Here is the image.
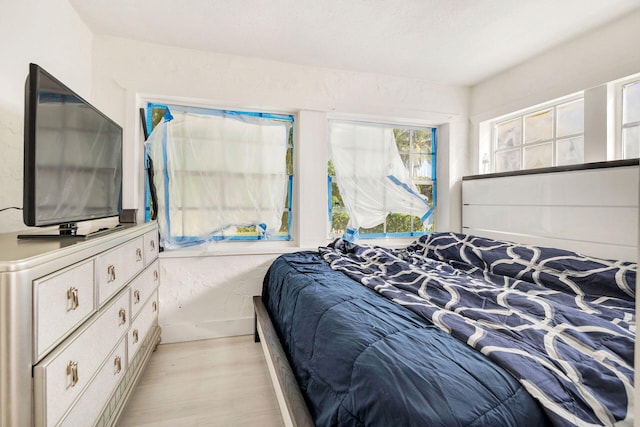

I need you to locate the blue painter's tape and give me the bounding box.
[420,208,433,223]
[344,227,359,242]
[386,175,430,208]
[163,107,174,122]
[151,103,294,123]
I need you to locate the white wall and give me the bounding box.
[91,35,470,342]
[469,8,640,173]
[0,0,94,232]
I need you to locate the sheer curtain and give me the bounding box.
[329,121,430,239]
[146,107,290,248]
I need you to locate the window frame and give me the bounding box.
[327,120,437,240]
[490,96,585,173]
[144,102,294,243]
[617,76,640,160]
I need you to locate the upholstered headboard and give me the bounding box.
[462,159,639,262]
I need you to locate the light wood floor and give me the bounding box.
[117,335,285,427]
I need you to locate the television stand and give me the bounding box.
[17,223,124,240]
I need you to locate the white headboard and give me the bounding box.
[462,160,639,262]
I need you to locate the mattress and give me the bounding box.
[262,250,551,427]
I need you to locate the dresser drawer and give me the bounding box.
[96,237,145,306]
[143,229,159,266]
[128,290,158,363]
[131,260,160,319]
[33,289,131,427]
[59,337,127,427]
[33,260,95,362]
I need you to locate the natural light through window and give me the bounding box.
[328,122,436,239]
[622,80,640,159]
[493,98,584,173]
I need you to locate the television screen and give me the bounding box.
[23,63,122,232]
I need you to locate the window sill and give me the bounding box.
[158,240,319,258]
[157,235,422,259]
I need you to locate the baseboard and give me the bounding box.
[160,317,254,343]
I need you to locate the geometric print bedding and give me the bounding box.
[320,232,636,427]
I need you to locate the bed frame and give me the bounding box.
[254,296,314,427]
[254,159,639,426]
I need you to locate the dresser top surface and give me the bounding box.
[0,222,157,273]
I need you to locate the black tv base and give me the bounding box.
[17,223,124,240]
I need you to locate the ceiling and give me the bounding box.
[69,0,640,87]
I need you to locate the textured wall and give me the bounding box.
[159,254,277,343]
[0,0,93,233]
[90,35,470,342]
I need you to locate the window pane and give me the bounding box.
[524,109,553,144]
[557,100,584,137]
[286,146,293,175]
[151,107,166,130]
[147,105,293,244]
[495,118,521,149]
[386,213,422,233]
[556,137,584,166]
[623,126,640,159]
[399,153,410,170]
[330,122,435,238]
[495,149,521,172]
[412,130,432,153]
[330,181,349,236]
[360,223,385,234]
[496,149,521,172]
[279,212,289,234]
[394,129,410,153]
[524,143,553,169]
[623,81,640,124]
[412,154,433,180]
[416,183,433,207]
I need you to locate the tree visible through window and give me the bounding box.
[328,124,436,239]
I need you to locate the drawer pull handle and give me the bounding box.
[152,301,158,312]
[119,308,127,325]
[114,356,122,374]
[153,270,159,282]
[136,248,143,262]
[107,265,116,283]
[150,240,156,252]
[67,287,79,311]
[66,361,79,388]
[133,329,139,344]
[134,290,141,304]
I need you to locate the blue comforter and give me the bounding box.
[319,233,636,427]
[263,249,551,426]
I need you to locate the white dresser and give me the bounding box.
[0,222,161,427]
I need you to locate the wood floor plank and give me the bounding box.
[117,335,285,427]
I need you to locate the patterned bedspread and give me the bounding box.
[319,232,636,427]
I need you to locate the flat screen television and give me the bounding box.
[19,63,123,239]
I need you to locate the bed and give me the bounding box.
[254,161,638,427]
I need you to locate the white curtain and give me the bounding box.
[329,122,429,236]
[146,108,290,248]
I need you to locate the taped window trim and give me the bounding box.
[328,122,437,240]
[145,103,294,248]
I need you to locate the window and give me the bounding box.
[328,122,436,239]
[145,103,293,247]
[621,80,640,159]
[492,98,584,173]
